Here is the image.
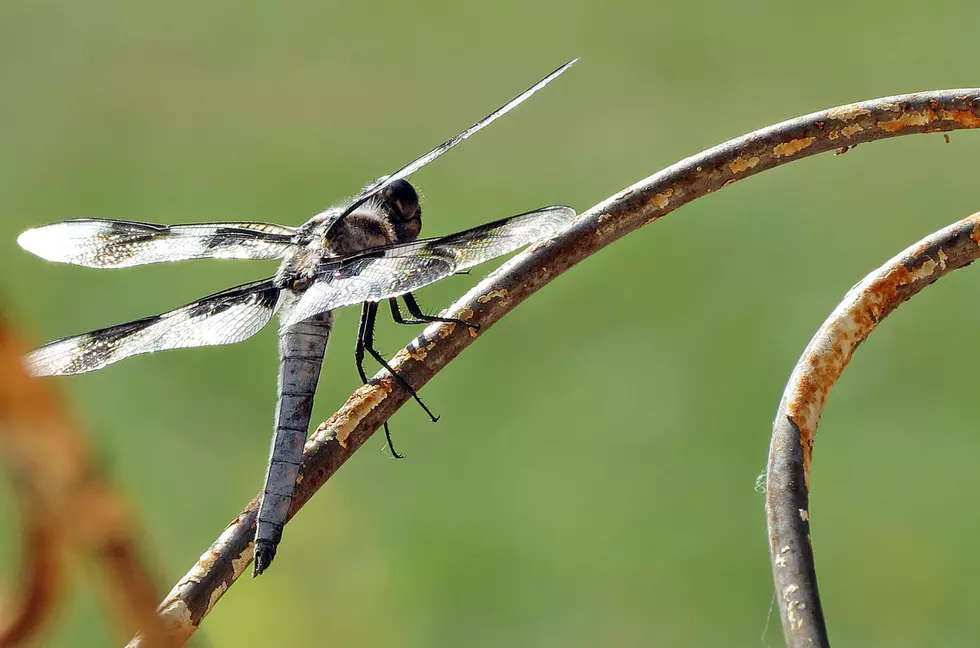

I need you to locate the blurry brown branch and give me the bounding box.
[0,320,168,647]
[134,88,980,647]
[766,212,980,648]
[0,517,59,648]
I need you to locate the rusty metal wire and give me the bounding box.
[0,517,60,648]
[130,88,980,647]
[0,319,169,648]
[766,212,980,647]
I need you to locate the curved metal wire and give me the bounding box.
[129,88,980,646]
[0,320,167,648]
[766,212,980,647]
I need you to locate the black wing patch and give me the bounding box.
[26,280,281,376]
[17,219,296,268]
[283,205,577,325]
[322,59,577,235]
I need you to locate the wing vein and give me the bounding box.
[26,279,281,376]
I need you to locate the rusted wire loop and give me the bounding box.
[0,320,167,648]
[0,517,60,648]
[766,212,980,648]
[130,88,980,647]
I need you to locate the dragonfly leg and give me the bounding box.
[387,297,425,325]
[355,301,370,384]
[359,307,406,458]
[388,292,480,330]
[382,421,405,459]
[358,302,440,423]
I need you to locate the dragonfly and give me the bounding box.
[17,59,578,576]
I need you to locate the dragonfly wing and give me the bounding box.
[26,279,282,376]
[326,59,577,232]
[283,205,577,326]
[17,219,296,268]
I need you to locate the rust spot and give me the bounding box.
[729,156,760,174]
[782,233,964,484]
[477,288,509,304]
[438,322,456,338]
[645,208,674,226]
[468,327,479,338]
[391,348,414,365]
[408,346,428,361]
[909,258,939,283]
[938,248,949,270]
[782,583,804,631]
[827,130,840,140]
[971,220,980,246]
[595,222,616,239]
[877,109,938,132]
[313,382,389,448]
[197,548,221,572]
[799,509,809,521]
[939,109,980,128]
[650,187,674,208]
[231,547,253,580]
[458,308,474,321]
[208,582,228,615]
[826,105,871,122]
[772,137,815,157]
[156,598,195,639]
[878,101,901,112]
[834,146,851,155]
[841,123,864,138]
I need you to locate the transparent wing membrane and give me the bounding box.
[283,205,577,325]
[26,280,281,376]
[323,59,577,233]
[18,219,295,268]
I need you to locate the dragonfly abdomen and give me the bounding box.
[254,310,333,576]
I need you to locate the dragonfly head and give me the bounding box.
[380,179,422,242]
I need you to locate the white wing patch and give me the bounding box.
[18,220,295,268]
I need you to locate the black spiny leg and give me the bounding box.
[388,292,480,330]
[356,303,405,459]
[382,422,404,459]
[387,297,422,325]
[358,301,440,422]
[355,300,370,384]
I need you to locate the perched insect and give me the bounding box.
[18,59,578,575]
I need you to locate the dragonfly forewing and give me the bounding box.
[18,220,295,268]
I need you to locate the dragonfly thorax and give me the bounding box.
[275,179,424,292]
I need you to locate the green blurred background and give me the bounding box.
[2,1,979,646]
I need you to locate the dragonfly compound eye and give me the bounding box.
[383,179,420,221]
